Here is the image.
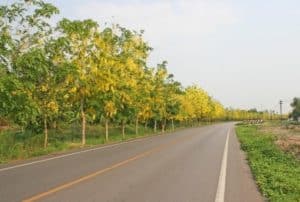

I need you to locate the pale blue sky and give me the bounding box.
[3,0,300,112]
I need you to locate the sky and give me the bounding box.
[4,0,300,113]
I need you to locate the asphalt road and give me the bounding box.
[0,123,263,202]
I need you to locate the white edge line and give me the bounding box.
[215,128,230,202]
[0,137,147,172]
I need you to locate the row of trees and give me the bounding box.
[225,108,281,121]
[0,1,277,148]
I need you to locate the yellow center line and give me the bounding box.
[23,134,195,202]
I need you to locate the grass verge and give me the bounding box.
[0,124,158,164]
[236,125,300,202]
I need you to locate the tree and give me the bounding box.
[157,62,180,133]
[207,98,225,121]
[120,30,152,135]
[114,27,147,138]
[14,48,60,147]
[176,91,195,124]
[290,98,300,121]
[57,18,99,146]
[163,73,182,131]
[184,85,210,124]
[0,0,59,147]
[0,0,59,71]
[93,27,119,142]
[150,62,169,133]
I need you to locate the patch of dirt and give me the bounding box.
[276,136,300,159]
[261,124,300,159]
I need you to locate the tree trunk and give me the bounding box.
[171,119,175,131]
[135,117,139,135]
[121,120,125,139]
[81,99,86,146]
[144,121,148,129]
[154,120,157,133]
[43,116,48,148]
[53,121,57,130]
[105,118,109,142]
[161,120,165,133]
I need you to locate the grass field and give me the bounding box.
[236,124,300,202]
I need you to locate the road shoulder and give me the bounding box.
[225,128,264,202]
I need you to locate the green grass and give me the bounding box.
[236,125,300,202]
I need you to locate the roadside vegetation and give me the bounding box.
[0,123,171,164]
[289,98,300,122]
[236,123,300,202]
[0,0,279,164]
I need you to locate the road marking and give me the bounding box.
[0,136,159,172]
[22,134,195,202]
[215,128,230,202]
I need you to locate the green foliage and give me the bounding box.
[236,125,300,202]
[0,73,40,127]
[290,98,300,121]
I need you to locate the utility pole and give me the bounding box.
[279,100,283,120]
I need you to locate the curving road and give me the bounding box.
[0,123,263,202]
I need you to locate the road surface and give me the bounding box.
[0,123,263,202]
